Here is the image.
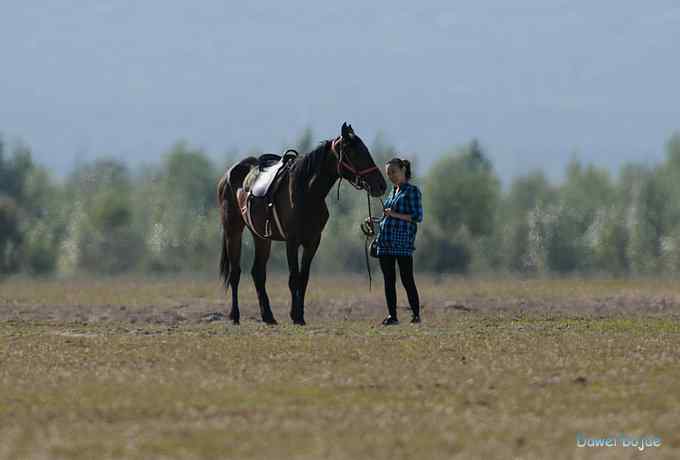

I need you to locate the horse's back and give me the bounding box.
[226,157,258,190]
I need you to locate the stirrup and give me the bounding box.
[263,202,274,237]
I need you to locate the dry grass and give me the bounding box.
[1,274,680,459]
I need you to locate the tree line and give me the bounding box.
[2,131,680,277]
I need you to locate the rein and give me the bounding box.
[329,137,382,290]
[360,195,386,292]
[365,191,373,290]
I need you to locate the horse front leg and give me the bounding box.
[286,240,304,325]
[298,236,321,323]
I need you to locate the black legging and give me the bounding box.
[378,254,420,319]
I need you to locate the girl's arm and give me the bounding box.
[384,210,412,222]
[409,187,423,223]
[386,187,422,223]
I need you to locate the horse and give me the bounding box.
[217,122,387,325]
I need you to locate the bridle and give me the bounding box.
[330,136,380,197]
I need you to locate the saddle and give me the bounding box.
[238,149,298,240]
[251,149,298,197]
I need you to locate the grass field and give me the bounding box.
[1,274,680,459]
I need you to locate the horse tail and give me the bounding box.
[219,234,229,287]
[217,173,232,287]
[217,158,258,287]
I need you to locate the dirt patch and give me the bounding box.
[3,276,680,325]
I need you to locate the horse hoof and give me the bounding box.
[263,318,278,325]
[293,319,306,326]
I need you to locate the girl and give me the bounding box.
[374,157,423,325]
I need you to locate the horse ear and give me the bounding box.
[341,122,350,138]
[348,124,354,133]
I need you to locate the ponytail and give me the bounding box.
[401,159,412,180]
[386,157,413,180]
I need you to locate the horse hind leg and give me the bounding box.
[226,230,243,325]
[251,236,277,325]
[219,184,245,325]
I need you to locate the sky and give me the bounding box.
[1,1,679,183]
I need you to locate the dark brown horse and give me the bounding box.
[217,123,387,325]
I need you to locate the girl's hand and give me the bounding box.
[383,208,393,218]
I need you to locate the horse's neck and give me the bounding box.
[304,145,340,201]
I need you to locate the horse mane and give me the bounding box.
[293,140,331,188]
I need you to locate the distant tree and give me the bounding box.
[498,170,557,272]
[0,141,34,204]
[658,133,680,272]
[414,223,472,273]
[424,139,500,238]
[542,159,616,273]
[20,165,64,275]
[60,158,143,274]
[588,204,629,275]
[626,169,668,274]
[138,142,220,272]
[0,196,20,274]
[666,132,680,170]
[0,141,65,275]
[420,140,500,272]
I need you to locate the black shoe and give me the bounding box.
[381,316,399,326]
[410,315,421,324]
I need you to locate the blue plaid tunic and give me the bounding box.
[376,182,424,256]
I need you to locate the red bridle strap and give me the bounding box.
[341,161,380,176]
[330,137,380,177]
